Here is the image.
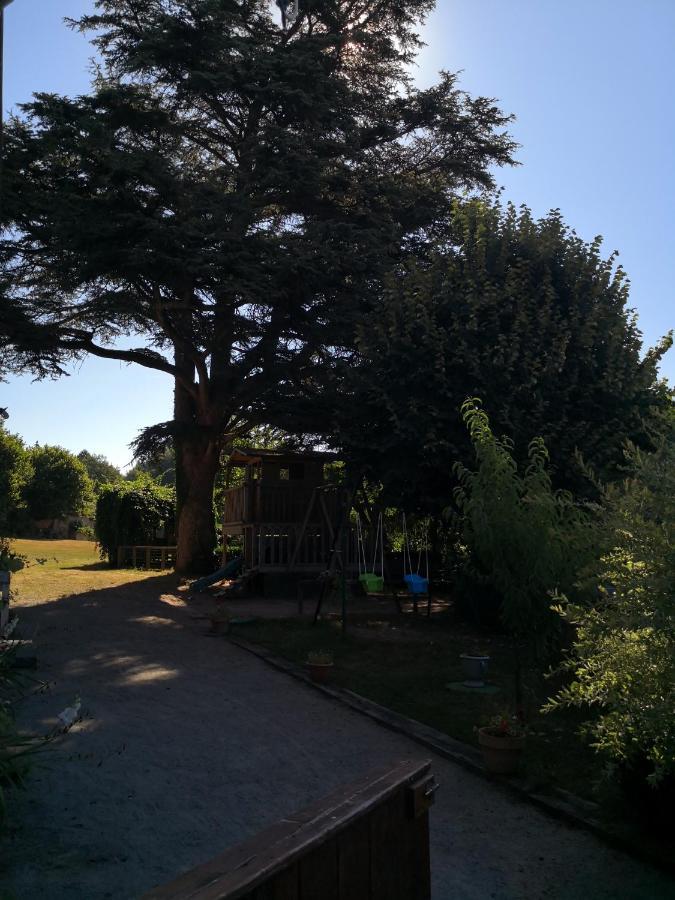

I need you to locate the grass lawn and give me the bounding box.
[9,539,172,605]
[235,614,605,805]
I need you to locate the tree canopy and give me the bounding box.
[333,199,672,510]
[77,450,123,487]
[1,0,515,570]
[23,445,93,521]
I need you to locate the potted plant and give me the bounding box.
[459,652,490,687]
[207,608,231,635]
[306,650,334,684]
[478,712,527,775]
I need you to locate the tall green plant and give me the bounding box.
[545,423,675,784]
[452,399,600,706]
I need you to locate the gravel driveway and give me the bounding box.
[2,579,672,900]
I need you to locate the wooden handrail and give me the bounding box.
[142,759,435,900]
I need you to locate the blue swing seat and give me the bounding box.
[404,573,428,595]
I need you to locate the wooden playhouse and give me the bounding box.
[221,448,358,577]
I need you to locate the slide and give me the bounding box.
[190,556,244,593]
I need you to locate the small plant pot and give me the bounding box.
[208,617,230,635]
[460,654,490,687]
[307,662,333,684]
[478,727,525,775]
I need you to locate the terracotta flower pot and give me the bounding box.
[209,617,230,635]
[478,727,525,775]
[307,662,333,684]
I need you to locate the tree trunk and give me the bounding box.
[173,347,195,531]
[175,437,220,574]
[172,337,221,575]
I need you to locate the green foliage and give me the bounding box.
[0,538,26,574]
[77,450,122,488]
[22,445,93,521]
[95,479,176,565]
[452,400,601,662]
[337,199,672,511]
[546,422,675,784]
[0,428,32,533]
[0,643,45,829]
[126,448,175,487]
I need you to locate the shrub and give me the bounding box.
[546,425,675,787]
[0,538,26,574]
[95,478,176,565]
[451,399,601,704]
[0,428,32,533]
[0,643,43,829]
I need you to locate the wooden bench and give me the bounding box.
[142,759,437,900]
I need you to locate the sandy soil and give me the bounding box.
[1,578,672,900]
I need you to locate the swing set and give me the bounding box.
[355,511,430,602]
[356,512,385,594]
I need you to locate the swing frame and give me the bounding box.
[356,512,385,594]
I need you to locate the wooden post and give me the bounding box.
[0,571,10,633]
[146,547,151,570]
[132,547,137,568]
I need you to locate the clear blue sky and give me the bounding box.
[3,0,673,468]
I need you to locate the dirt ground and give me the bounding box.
[1,576,673,899]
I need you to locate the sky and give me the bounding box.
[2,0,674,469]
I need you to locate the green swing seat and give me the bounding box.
[359,572,384,594]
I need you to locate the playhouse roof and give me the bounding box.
[227,447,338,466]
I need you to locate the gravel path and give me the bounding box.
[2,579,672,900]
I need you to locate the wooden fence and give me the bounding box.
[142,758,437,900]
[116,546,177,570]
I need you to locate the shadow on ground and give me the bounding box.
[1,580,671,900]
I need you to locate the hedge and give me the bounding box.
[95,479,175,566]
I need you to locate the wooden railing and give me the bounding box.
[223,484,339,526]
[142,759,436,900]
[117,546,177,570]
[250,524,358,571]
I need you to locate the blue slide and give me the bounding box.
[190,556,244,593]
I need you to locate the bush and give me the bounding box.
[0,428,32,533]
[0,538,26,574]
[546,424,675,791]
[0,643,43,829]
[96,478,176,565]
[451,399,601,704]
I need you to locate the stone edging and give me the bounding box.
[227,635,674,877]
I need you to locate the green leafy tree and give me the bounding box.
[452,399,601,708]
[77,450,123,487]
[2,1,515,571]
[336,199,672,511]
[546,418,675,787]
[126,448,176,487]
[0,428,32,533]
[23,446,93,521]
